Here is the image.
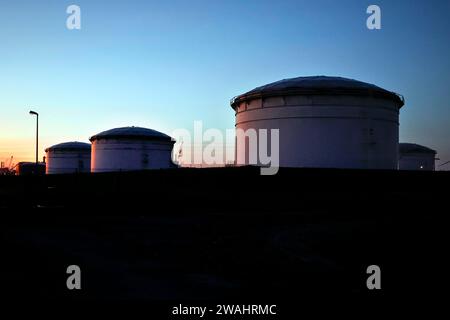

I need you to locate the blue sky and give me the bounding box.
[0,0,449,166]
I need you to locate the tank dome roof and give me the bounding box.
[399,143,436,154]
[45,141,91,152]
[90,126,173,142]
[231,76,404,109]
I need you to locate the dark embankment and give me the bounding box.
[0,167,447,310]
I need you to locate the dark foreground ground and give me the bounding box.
[0,166,448,314]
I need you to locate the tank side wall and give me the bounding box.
[91,139,174,172]
[46,150,91,174]
[235,95,400,169]
[399,153,435,171]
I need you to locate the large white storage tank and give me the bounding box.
[230,76,405,169]
[399,143,437,171]
[45,142,91,174]
[90,126,175,173]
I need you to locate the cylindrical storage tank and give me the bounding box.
[90,126,175,173]
[16,162,46,175]
[230,76,405,169]
[45,142,91,174]
[399,143,437,171]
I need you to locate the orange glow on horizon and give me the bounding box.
[0,137,49,165]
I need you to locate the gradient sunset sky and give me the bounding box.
[0,0,449,167]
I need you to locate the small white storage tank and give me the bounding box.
[230,76,405,169]
[90,126,175,173]
[399,143,437,171]
[45,142,91,174]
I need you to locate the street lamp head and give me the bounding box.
[29,110,38,116]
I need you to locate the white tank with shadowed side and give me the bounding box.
[399,143,437,171]
[230,76,405,169]
[90,126,176,173]
[45,142,91,174]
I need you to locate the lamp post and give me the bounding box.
[29,110,39,171]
